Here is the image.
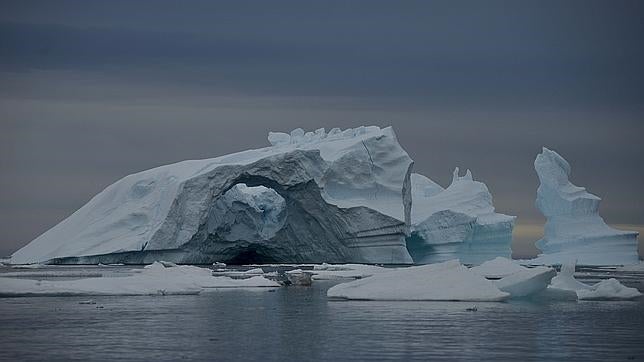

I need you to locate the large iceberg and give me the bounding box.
[406,169,516,265]
[532,147,639,266]
[11,126,414,265]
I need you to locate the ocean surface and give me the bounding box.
[0,265,643,361]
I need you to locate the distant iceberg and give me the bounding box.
[531,147,639,266]
[11,126,414,265]
[406,169,516,265]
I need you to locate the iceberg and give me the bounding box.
[406,169,516,265]
[547,260,641,300]
[310,263,389,280]
[326,260,510,301]
[0,262,279,297]
[532,148,639,266]
[11,126,414,265]
[493,266,555,298]
[470,257,556,297]
[470,257,527,279]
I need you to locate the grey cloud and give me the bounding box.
[0,0,643,256]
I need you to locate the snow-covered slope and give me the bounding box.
[406,168,516,265]
[531,147,639,266]
[11,126,414,265]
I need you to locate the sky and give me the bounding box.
[1,0,643,258]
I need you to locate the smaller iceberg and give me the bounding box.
[327,260,510,301]
[470,257,527,279]
[493,266,556,298]
[310,263,388,280]
[0,262,279,297]
[547,260,641,301]
[531,148,639,266]
[407,169,516,265]
[471,257,556,298]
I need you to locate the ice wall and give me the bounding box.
[407,168,516,265]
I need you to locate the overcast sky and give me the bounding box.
[1,0,643,257]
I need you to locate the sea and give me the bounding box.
[0,265,643,361]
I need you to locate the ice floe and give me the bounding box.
[0,262,279,297]
[327,260,510,301]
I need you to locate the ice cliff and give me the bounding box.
[406,169,516,265]
[11,126,414,265]
[532,147,639,266]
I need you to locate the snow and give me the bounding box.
[11,126,413,265]
[470,257,527,279]
[327,260,510,301]
[531,147,639,266]
[407,168,515,265]
[547,260,641,300]
[0,262,279,297]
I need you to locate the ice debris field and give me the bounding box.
[1,258,640,303]
[0,126,641,302]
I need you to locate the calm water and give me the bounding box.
[1,267,643,361]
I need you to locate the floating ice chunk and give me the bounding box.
[576,278,642,300]
[471,257,527,279]
[548,260,591,291]
[546,260,641,300]
[268,132,290,146]
[531,147,639,266]
[285,269,313,286]
[213,262,227,268]
[244,268,265,274]
[0,271,104,278]
[327,260,510,301]
[618,262,644,272]
[0,262,279,297]
[493,266,555,298]
[311,264,388,280]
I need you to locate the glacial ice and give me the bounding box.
[0,262,280,297]
[310,263,389,280]
[493,266,556,298]
[470,257,527,279]
[531,148,639,266]
[547,260,641,300]
[470,257,556,297]
[326,260,510,301]
[10,126,414,265]
[406,169,516,265]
